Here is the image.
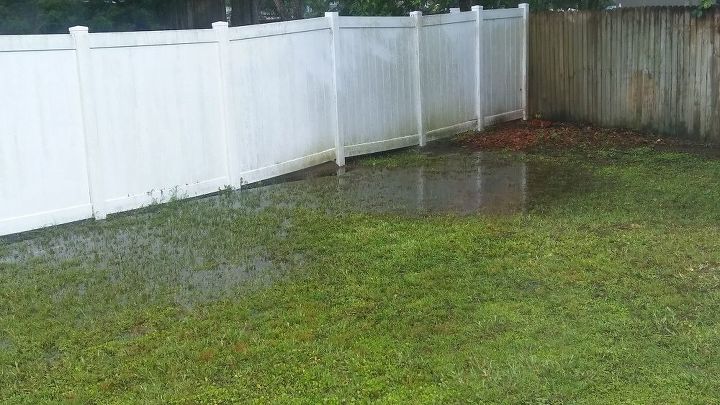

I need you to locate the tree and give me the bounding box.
[0,0,226,34]
[166,0,226,29]
[230,0,317,25]
[0,0,624,34]
[231,0,258,25]
[336,0,454,15]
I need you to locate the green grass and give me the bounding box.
[2,143,720,403]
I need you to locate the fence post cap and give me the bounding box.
[449,7,461,13]
[410,11,423,17]
[471,5,483,11]
[519,3,530,9]
[68,26,88,34]
[212,21,229,29]
[325,11,339,17]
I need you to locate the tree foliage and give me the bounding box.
[0,0,625,34]
[335,0,455,16]
[0,0,225,34]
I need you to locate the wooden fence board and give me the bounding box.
[530,8,720,143]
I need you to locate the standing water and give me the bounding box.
[0,140,585,305]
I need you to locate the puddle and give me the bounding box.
[0,139,595,307]
[235,141,532,216]
[104,255,288,308]
[336,157,527,215]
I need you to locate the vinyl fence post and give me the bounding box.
[69,26,106,220]
[472,5,485,131]
[326,12,346,167]
[520,3,530,121]
[212,21,239,188]
[450,7,461,13]
[410,11,426,146]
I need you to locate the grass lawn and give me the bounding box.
[2,129,720,403]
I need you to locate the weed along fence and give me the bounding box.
[0,6,529,236]
[529,8,720,143]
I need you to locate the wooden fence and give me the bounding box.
[529,8,720,143]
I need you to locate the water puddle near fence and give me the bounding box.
[337,156,527,215]
[240,142,531,216]
[0,140,593,307]
[241,139,593,217]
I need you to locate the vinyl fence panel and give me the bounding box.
[421,12,478,136]
[0,6,529,236]
[483,8,525,125]
[227,19,337,184]
[336,17,420,157]
[87,29,229,215]
[0,35,93,235]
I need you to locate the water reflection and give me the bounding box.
[336,154,527,215]
[0,146,537,307]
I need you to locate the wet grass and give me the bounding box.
[2,143,720,403]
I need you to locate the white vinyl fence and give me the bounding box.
[0,5,528,236]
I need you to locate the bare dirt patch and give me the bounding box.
[457,120,688,152]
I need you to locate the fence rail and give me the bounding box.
[0,7,528,236]
[529,8,720,143]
